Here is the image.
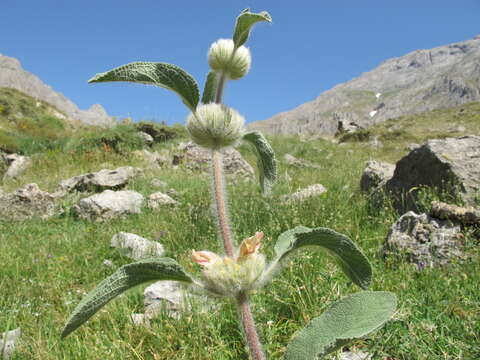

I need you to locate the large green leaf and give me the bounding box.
[285,291,397,359]
[89,62,200,111]
[201,71,218,104]
[233,8,272,48]
[242,131,277,195]
[61,257,193,338]
[268,226,372,289]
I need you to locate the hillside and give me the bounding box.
[0,54,113,126]
[249,35,480,136]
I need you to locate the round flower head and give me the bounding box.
[208,39,251,80]
[186,103,245,149]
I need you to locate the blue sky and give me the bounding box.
[2,1,479,125]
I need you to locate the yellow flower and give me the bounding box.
[191,232,266,297]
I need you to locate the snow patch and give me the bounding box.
[369,110,377,118]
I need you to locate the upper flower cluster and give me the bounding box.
[192,232,265,297]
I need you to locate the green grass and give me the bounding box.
[1,99,479,359]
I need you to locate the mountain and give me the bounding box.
[0,54,113,126]
[249,35,480,136]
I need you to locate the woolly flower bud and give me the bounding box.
[186,103,245,149]
[208,39,251,80]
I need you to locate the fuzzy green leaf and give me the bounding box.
[61,257,192,338]
[88,62,200,111]
[201,71,218,104]
[272,226,372,289]
[233,8,272,48]
[242,131,277,195]
[285,291,397,359]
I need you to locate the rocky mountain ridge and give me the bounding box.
[0,54,113,126]
[249,35,480,136]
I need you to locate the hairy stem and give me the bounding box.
[215,71,227,104]
[211,150,234,257]
[211,66,265,360]
[237,292,266,360]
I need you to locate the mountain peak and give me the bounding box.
[0,54,114,127]
[249,36,480,136]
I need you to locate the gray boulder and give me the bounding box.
[179,142,254,177]
[383,211,463,268]
[360,160,395,193]
[0,328,21,360]
[110,232,164,260]
[59,166,140,193]
[282,184,327,203]
[385,136,480,211]
[73,190,144,222]
[137,131,154,146]
[3,154,31,179]
[0,183,56,220]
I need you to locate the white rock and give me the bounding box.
[0,328,21,360]
[147,192,179,209]
[282,184,327,203]
[369,110,377,118]
[102,259,114,267]
[110,232,164,260]
[375,92,382,99]
[340,350,372,360]
[73,190,144,222]
[4,154,31,179]
[137,131,154,146]
[150,179,167,188]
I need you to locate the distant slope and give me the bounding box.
[0,54,113,126]
[249,35,480,136]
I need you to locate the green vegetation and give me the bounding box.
[1,95,479,358]
[338,101,480,163]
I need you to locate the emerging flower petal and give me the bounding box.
[191,250,222,267]
[238,231,264,261]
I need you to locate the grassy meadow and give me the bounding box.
[1,97,479,359]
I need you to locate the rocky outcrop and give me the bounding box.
[249,35,480,136]
[147,192,179,209]
[430,201,480,226]
[383,211,463,268]
[0,54,113,126]
[73,190,144,221]
[58,166,140,193]
[385,136,480,211]
[0,183,56,220]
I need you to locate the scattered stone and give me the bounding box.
[150,179,167,188]
[282,184,327,203]
[339,350,372,360]
[102,259,114,268]
[3,154,31,179]
[59,166,140,193]
[430,201,480,225]
[144,281,214,319]
[178,142,254,177]
[0,183,56,220]
[383,211,463,268]
[283,153,321,169]
[73,190,144,222]
[133,149,169,168]
[0,327,21,360]
[385,136,480,211]
[147,192,179,209]
[111,232,165,260]
[137,131,154,146]
[360,160,395,193]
